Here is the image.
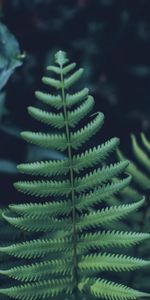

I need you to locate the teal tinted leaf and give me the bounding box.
[0,22,23,90]
[0,159,17,174]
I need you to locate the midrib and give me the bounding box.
[60,66,78,299]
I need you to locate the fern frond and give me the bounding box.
[64,68,84,89]
[42,76,61,89]
[79,231,150,251]
[9,200,71,217]
[9,176,131,216]
[28,106,65,128]
[61,62,77,75]
[66,88,89,107]
[21,131,67,150]
[46,65,62,74]
[14,179,71,197]
[73,137,119,172]
[75,161,129,193]
[35,91,62,110]
[77,198,144,231]
[47,62,76,74]
[71,113,104,149]
[89,278,150,300]
[0,277,73,299]
[116,133,150,290]
[1,50,149,300]
[35,88,89,111]
[68,96,94,127]
[77,176,132,210]
[17,158,69,177]
[55,50,69,65]
[0,258,72,281]
[2,212,70,232]
[117,149,150,189]
[131,134,150,173]
[0,236,71,259]
[79,253,150,273]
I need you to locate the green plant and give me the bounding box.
[117,133,150,197]
[117,133,150,290]
[117,133,150,232]
[106,133,150,208]
[0,51,150,300]
[0,208,24,300]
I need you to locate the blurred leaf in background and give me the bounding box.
[0,21,24,202]
[0,92,7,121]
[0,22,24,91]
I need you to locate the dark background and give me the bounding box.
[0,0,150,204]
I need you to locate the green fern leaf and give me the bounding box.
[14,179,71,197]
[46,65,62,74]
[116,133,150,290]
[0,277,73,299]
[79,231,150,251]
[0,258,72,281]
[77,176,132,210]
[89,278,150,300]
[64,68,84,89]
[79,253,150,273]
[9,200,71,217]
[35,91,62,109]
[47,62,76,75]
[131,134,150,173]
[17,158,69,177]
[1,51,149,300]
[21,131,67,150]
[55,50,69,65]
[3,211,71,232]
[117,148,150,189]
[68,96,94,127]
[66,88,89,107]
[42,76,61,89]
[0,236,71,259]
[77,198,144,230]
[62,62,77,74]
[75,161,128,193]
[72,137,119,172]
[70,113,104,149]
[28,106,65,128]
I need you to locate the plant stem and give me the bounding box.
[60,66,78,299]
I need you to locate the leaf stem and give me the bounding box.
[60,65,78,299]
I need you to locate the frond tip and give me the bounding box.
[55,50,69,66]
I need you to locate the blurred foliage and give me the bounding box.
[0,22,23,90]
[0,21,23,205]
[116,133,150,291]
[0,25,22,281]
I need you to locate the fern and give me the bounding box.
[117,133,150,222]
[117,133,150,193]
[0,207,25,300]
[116,133,150,290]
[0,51,149,300]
